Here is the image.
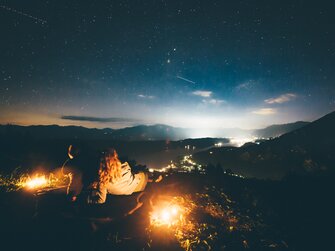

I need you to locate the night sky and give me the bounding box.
[1,0,335,134]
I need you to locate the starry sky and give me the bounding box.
[1,0,335,134]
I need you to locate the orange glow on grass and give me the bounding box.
[1,168,73,193]
[16,171,73,193]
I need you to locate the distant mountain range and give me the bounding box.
[0,125,115,140]
[252,121,310,138]
[1,112,332,180]
[193,111,335,179]
[110,124,188,141]
[0,124,189,141]
[0,121,309,141]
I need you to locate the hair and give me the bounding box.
[98,148,122,186]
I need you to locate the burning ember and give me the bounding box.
[0,170,73,193]
[0,145,76,193]
[150,203,183,227]
[148,195,198,249]
[23,172,73,193]
[25,175,48,189]
[147,190,257,250]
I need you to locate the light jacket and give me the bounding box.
[88,162,142,204]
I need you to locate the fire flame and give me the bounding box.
[150,200,183,227]
[0,170,73,193]
[21,172,73,193]
[25,175,48,189]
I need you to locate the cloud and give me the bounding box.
[202,99,226,105]
[252,108,277,115]
[192,90,212,98]
[236,82,251,90]
[192,90,225,105]
[61,115,139,123]
[265,93,297,104]
[137,94,155,99]
[235,80,256,91]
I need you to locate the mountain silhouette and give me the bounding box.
[194,111,335,179]
[252,121,309,138]
[0,124,114,140]
[110,124,188,141]
[0,121,311,142]
[0,124,188,141]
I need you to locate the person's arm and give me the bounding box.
[87,183,107,204]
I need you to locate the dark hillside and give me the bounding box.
[194,111,335,179]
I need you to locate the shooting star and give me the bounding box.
[0,5,47,25]
[176,75,196,84]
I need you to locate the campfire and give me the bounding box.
[147,190,253,250]
[0,170,73,194]
[22,171,72,193]
[150,200,183,227]
[0,145,74,193]
[24,174,48,189]
[148,195,199,249]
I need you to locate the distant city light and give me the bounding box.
[230,137,257,147]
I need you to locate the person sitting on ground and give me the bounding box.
[87,148,162,204]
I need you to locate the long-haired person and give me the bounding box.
[88,149,156,204]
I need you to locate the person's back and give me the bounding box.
[105,162,146,195]
[87,149,148,204]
